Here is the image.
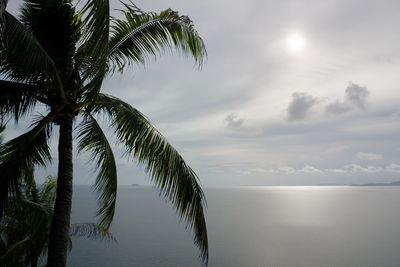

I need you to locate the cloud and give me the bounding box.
[357,152,383,160]
[237,170,251,175]
[265,166,323,174]
[345,82,370,109]
[344,164,382,173]
[241,162,400,176]
[386,163,400,173]
[287,92,317,121]
[298,165,324,174]
[225,113,244,128]
[326,82,370,115]
[325,168,347,173]
[278,167,297,174]
[251,168,276,173]
[325,101,352,115]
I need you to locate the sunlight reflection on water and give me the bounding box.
[68,186,400,267]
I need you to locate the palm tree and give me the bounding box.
[0,175,115,267]
[0,0,7,17]
[0,1,208,266]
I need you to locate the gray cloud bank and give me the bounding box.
[326,82,370,115]
[225,113,244,128]
[287,92,317,121]
[286,82,370,122]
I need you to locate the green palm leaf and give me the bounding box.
[0,239,31,263]
[0,114,53,217]
[77,115,117,230]
[75,0,109,65]
[69,223,116,242]
[0,80,43,121]
[88,94,208,263]
[74,0,110,100]
[108,2,207,72]
[0,11,57,83]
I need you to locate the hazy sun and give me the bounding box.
[287,33,305,53]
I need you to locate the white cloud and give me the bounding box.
[239,162,400,178]
[251,168,276,173]
[287,92,317,121]
[278,167,297,174]
[344,164,382,173]
[356,152,383,160]
[325,168,347,173]
[278,166,322,174]
[386,163,400,173]
[298,165,324,174]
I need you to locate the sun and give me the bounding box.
[287,33,305,53]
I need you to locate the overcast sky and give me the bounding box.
[6,0,400,186]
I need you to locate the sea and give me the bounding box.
[67,186,400,267]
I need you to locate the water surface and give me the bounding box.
[68,186,400,267]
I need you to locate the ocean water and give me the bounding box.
[67,186,400,267]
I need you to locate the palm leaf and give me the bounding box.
[69,223,116,242]
[87,94,208,263]
[0,239,31,262]
[0,80,44,121]
[75,0,109,65]
[108,2,207,72]
[1,12,55,81]
[74,0,109,101]
[0,11,66,102]
[20,0,80,73]
[0,123,5,143]
[38,175,57,205]
[0,114,53,217]
[77,115,117,230]
[0,174,57,263]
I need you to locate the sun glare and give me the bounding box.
[287,33,305,53]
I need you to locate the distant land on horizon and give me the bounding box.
[351,180,400,186]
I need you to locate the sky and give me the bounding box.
[5,0,400,186]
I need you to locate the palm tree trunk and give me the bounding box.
[29,251,38,267]
[47,117,73,267]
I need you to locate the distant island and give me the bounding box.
[351,181,400,186]
[131,184,141,187]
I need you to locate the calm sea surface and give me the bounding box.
[67,186,400,267]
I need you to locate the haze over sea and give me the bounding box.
[68,186,400,267]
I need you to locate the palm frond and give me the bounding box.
[75,0,109,64]
[20,0,80,74]
[0,124,5,143]
[0,239,31,262]
[38,175,57,205]
[0,80,43,121]
[108,2,207,72]
[88,94,208,263]
[0,114,53,217]
[69,223,116,242]
[0,11,57,83]
[77,115,117,230]
[74,0,109,101]
[0,174,57,263]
